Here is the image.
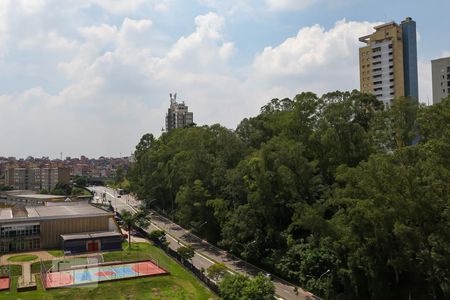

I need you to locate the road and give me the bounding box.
[88,186,316,300]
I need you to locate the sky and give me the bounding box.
[0,0,449,159]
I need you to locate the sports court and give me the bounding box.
[0,277,9,290]
[43,260,168,289]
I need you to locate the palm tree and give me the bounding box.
[120,210,150,248]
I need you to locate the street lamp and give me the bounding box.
[197,221,208,229]
[234,240,256,273]
[319,269,330,280]
[145,199,157,209]
[189,221,208,234]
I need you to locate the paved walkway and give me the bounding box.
[18,263,34,287]
[0,250,54,265]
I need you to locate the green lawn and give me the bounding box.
[7,254,38,262]
[0,265,21,276]
[1,242,215,300]
[47,250,64,257]
[31,260,53,274]
[31,257,90,274]
[9,265,22,276]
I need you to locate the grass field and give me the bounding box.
[7,255,38,262]
[0,265,21,276]
[9,265,22,276]
[47,250,64,257]
[0,242,215,300]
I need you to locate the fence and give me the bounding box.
[150,238,221,295]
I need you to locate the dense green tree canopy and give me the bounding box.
[129,92,450,299]
[219,273,275,300]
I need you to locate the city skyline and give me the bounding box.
[0,1,449,158]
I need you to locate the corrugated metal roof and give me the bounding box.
[0,204,112,223]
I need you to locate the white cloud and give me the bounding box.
[80,0,149,13]
[19,32,79,52]
[121,18,153,33]
[163,12,235,71]
[0,3,433,159]
[265,0,317,11]
[17,0,47,14]
[0,11,241,158]
[254,20,377,75]
[251,20,378,96]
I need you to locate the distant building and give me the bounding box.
[5,167,70,191]
[431,57,450,104]
[0,190,91,206]
[359,17,419,106]
[165,93,194,132]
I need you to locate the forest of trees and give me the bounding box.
[128,90,450,299]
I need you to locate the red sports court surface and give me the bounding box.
[0,277,10,290]
[43,260,167,289]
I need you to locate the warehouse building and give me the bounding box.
[0,204,122,254]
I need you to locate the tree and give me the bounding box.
[114,166,125,184]
[127,90,449,299]
[219,273,275,300]
[51,182,72,196]
[417,96,450,143]
[177,245,195,262]
[207,263,228,282]
[134,133,155,160]
[148,230,169,248]
[242,274,276,300]
[219,274,249,300]
[73,176,88,187]
[120,210,150,247]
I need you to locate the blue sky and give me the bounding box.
[0,0,449,158]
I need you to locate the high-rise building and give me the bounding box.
[165,93,194,132]
[431,57,450,104]
[359,17,419,106]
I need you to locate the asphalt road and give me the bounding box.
[88,186,316,300]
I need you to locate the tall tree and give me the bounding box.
[120,210,150,247]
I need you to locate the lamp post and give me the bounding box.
[235,240,256,274]
[145,198,157,209]
[318,269,331,300]
[319,269,330,280]
[197,221,208,229]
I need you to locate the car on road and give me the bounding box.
[130,229,143,237]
